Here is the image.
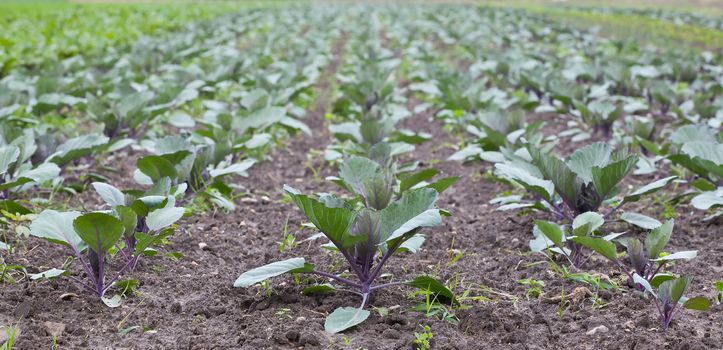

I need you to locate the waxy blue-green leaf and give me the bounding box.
[622,176,677,205]
[566,142,611,183]
[658,276,691,306]
[683,297,711,311]
[17,162,61,183]
[29,268,66,280]
[280,117,312,136]
[101,294,122,308]
[30,210,85,251]
[324,306,371,334]
[448,145,483,161]
[671,125,717,145]
[570,236,618,261]
[50,134,109,165]
[92,182,126,207]
[234,257,314,288]
[528,147,579,207]
[645,220,674,259]
[591,156,637,199]
[650,274,676,288]
[681,142,723,167]
[115,206,137,237]
[691,191,723,210]
[73,213,124,253]
[146,206,185,232]
[426,176,460,194]
[209,159,256,178]
[284,185,358,248]
[621,212,662,230]
[339,156,383,195]
[0,146,20,175]
[651,251,698,262]
[241,89,269,111]
[0,177,33,191]
[168,111,196,128]
[235,106,287,133]
[380,188,440,243]
[134,228,174,256]
[399,168,439,193]
[633,273,655,295]
[137,155,178,181]
[398,234,425,253]
[495,162,554,201]
[572,212,604,236]
[534,220,565,248]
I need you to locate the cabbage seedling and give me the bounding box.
[92,180,185,270]
[615,220,697,289]
[495,142,675,220]
[539,219,698,286]
[30,210,137,306]
[668,125,722,219]
[234,184,447,333]
[573,99,623,139]
[0,141,60,212]
[327,156,457,209]
[634,275,710,330]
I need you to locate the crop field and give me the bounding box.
[0,1,722,349]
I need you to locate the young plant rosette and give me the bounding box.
[234,185,447,333]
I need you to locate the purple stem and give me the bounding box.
[664,303,680,330]
[362,234,374,279]
[568,243,584,268]
[648,261,667,281]
[130,254,141,271]
[338,245,367,280]
[603,201,625,220]
[71,245,98,289]
[653,299,666,326]
[95,252,105,297]
[359,292,370,309]
[101,257,138,295]
[116,244,130,260]
[614,260,636,285]
[548,200,567,220]
[66,274,98,294]
[366,240,402,284]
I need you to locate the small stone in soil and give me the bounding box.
[586,325,609,336]
[241,197,258,204]
[58,293,78,301]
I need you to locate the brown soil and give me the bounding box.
[2,24,722,350]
